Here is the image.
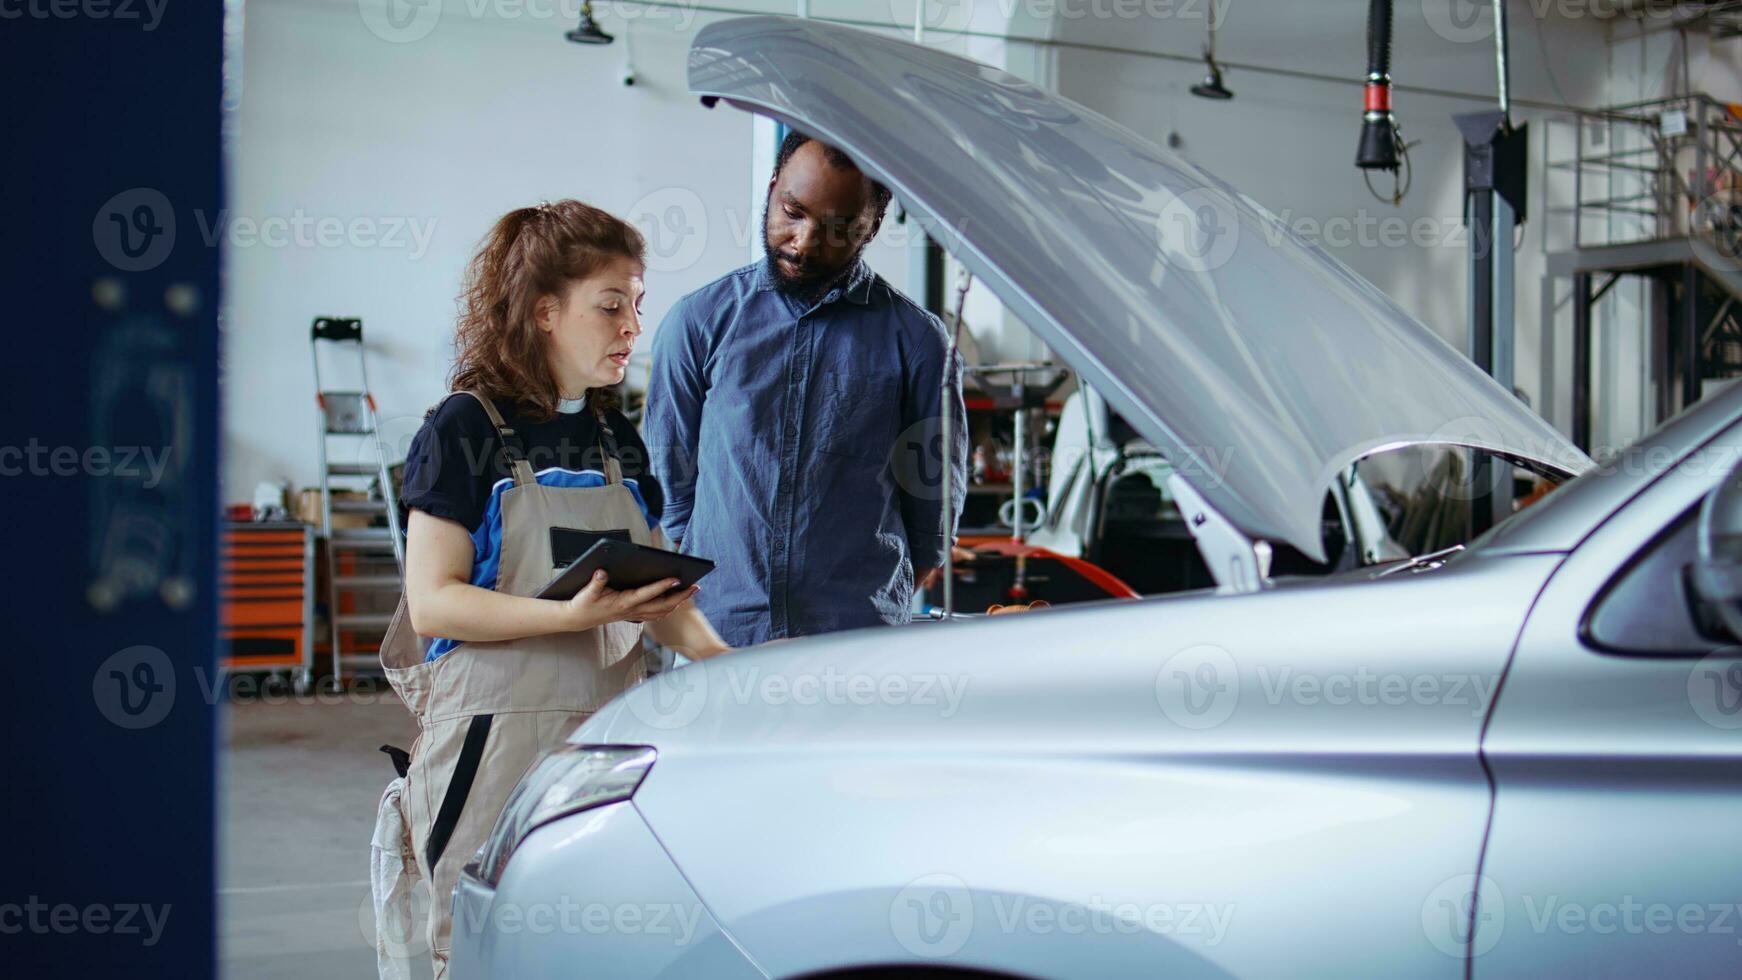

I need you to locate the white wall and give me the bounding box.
[226,0,890,500]
[224,0,1742,500]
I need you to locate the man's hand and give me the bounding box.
[917,546,978,591]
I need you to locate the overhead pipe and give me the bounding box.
[1355,0,1400,171]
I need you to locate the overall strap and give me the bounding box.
[592,406,624,485]
[462,392,537,488]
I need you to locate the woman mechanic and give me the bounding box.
[374,199,731,977]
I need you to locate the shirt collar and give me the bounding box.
[755,257,875,308]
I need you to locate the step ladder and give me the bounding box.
[311,317,405,687]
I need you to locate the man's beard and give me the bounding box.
[761,212,866,302]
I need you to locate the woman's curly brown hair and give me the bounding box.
[450,199,645,421]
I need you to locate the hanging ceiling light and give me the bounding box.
[566,1,614,45]
[1190,13,1233,100]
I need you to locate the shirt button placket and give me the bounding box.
[771,312,796,638]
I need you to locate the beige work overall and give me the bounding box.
[374,392,652,978]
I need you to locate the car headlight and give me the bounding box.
[468,744,656,887]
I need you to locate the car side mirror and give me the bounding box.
[1687,457,1742,642]
[1683,562,1738,642]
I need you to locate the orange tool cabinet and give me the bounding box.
[220,521,315,691]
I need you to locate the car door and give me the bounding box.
[1476,423,1742,977]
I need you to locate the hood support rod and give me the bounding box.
[939,263,973,619]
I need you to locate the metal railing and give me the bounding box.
[1546,93,1742,256]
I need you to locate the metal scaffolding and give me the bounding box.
[1544,93,1742,452]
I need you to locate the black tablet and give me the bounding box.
[536,538,715,600]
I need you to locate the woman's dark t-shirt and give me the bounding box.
[398,393,664,659]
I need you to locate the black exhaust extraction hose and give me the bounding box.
[1367,0,1392,81]
[1356,0,1400,171]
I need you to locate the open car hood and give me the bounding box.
[688,16,1590,562]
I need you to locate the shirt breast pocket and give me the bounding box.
[816,371,901,464]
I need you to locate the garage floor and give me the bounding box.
[220,687,429,979]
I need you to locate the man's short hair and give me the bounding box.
[772,130,893,224]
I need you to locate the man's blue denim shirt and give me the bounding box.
[644,259,967,647]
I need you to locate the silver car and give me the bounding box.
[449,17,1742,979]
